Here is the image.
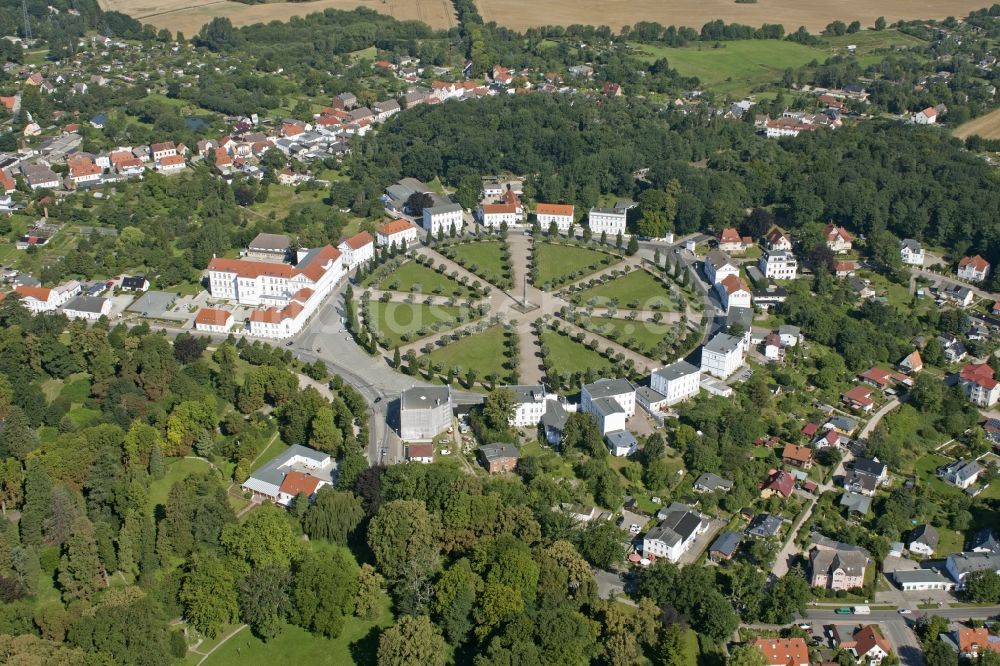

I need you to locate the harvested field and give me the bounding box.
[99,0,455,37]
[953,106,1000,140]
[476,0,992,34]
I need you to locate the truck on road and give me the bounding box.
[853,605,871,615]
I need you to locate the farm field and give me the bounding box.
[368,301,467,347]
[953,105,1000,140]
[423,325,509,377]
[98,0,455,39]
[572,270,677,309]
[368,261,470,297]
[476,0,989,34]
[533,242,617,286]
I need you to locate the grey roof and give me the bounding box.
[508,385,545,404]
[948,551,1000,576]
[541,400,568,431]
[705,249,734,269]
[827,415,858,432]
[942,460,981,484]
[845,470,878,493]
[892,569,952,585]
[62,295,107,314]
[809,534,870,557]
[605,429,637,450]
[583,377,635,399]
[647,506,703,547]
[694,472,733,492]
[480,443,519,462]
[710,531,742,557]
[853,457,887,477]
[970,529,1000,553]
[778,325,800,337]
[747,514,782,537]
[385,183,412,202]
[901,238,921,252]
[703,332,743,355]
[401,386,451,410]
[589,207,625,216]
[247,444,332,489]
[745,265,766,285]
[591,396,625,418]
[753,284,788,300]
[812,547,868,576]
[652,360,700,383]
[840,491,872,514]
[909,524,940,549]
[374,100,400,113]
[727,306,753,331]
[248,232,291,251]
[425,202,463,215]
[636,386,667,404]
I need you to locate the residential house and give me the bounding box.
[21,164,59,190]
[837,261,860,278]
[14,285,60,312]
[406,443,434,464]
[941,283,974,308]
[479,203,521,228]
[606,430,638,457]
[959,363,1000,407]
[400,386,452,441]
[900,239,924,266]
[913,106,938,124]
[120,276,150,292]
[194,307,234,333]
[753,638,809,666]
[376,218,419,248]
[479,444,519,474]
[717,227,752,253]
[373,100,401,122]
[746,514,783,538]
[642,504,707,562]
[650,360,701,406]
[508,385,549,427]
[836,625,892,665]
[958,255,990,282]
[892,569,955,592]
[945,552,1000,588]
[759,249,798,280]
[709,531,742,561]
[535,203,574,233]
[700,332,746,380]
[150,141,177,161]
[587,208,627,237]
[938,335,968,363]
[61,294,110,320]
[764,332,783,361]
[782,443,813,469]
[810,547,867,590]
[778,325,801,347]
[898,351,923,374]
[938,459,982,489]
[581,378,635,435]
[908,524,939,557]
[970,528,1000,554]
[422,202,464,236]
[842,386,875,413]
[760,470,795,499]
[337,231,375,270]
[694,472,733,493]
[956,628,1000,658]
[704,250,739,285]
[716,275,752,313]
[841,491,872,516]
[765,228,793,252]
[540,400,569,446]
[241,444,335,505]
[824,224,854,253]
[156,154,186,174]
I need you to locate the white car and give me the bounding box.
[898,609,912,615]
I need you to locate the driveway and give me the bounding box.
[678,518,726,565]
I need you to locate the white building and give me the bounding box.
[716,275,752,313]
[587,207,626,237]
[62,295,111,320]
[400,386,452,441]
[704,250,739,285]
[945,552,1000,588]
[479,203,521,228]
[913,107,937,125]
[650,360,701,406]
[150,141,177,161]
[700,332,746,380]
[900,239,924,266]
[959,363,1000,408]
[241,444,335,506]
[338,231,375,270]
[422,202,464,236]
[508,385,550,427]
[958,255,990,282]
[194,307,234,333]
[377,219,419,248]
[824,224,854,253]
[759,249,798,280]
[606,430,638,457]
[535,203,574,233]
[14,285,60,312]
[643,504,707,562]
[581,378,635,435]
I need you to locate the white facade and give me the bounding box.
[704,250,739,285]
[587,208,627,237]
[62,296,111,320]
[422,203,464,236]
[508,385,550,427]
[207,246,342,308]
[650,361,701,405]
[581,378,636,417]
[479,203,520,228]
[958,256,990,282]
[194,308,234,333]
[377,220,419,248]
[759,250,798,280]
[900,240,924,266]
[700,332,746,380]
[716,276,752,313]
[535,204,574,232]
[338,233,375,270]
[151,142,177,161]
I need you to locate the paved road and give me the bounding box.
[859,397,901,440]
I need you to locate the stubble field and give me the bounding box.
[100,0,988,40]
[953,106,1000,140]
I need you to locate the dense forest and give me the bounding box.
[351,94,1000,265]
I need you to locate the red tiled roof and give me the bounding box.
[720,274,749,295]
[14,285,52,301]
[961,363,998,389]
[824,223,853,242]
[483,203,517,215]
[151,141,175,152]
[859,367,892,387]
[802,422,819,437]
[159,155,185,166]
[763,470,795,497]
[754,637,809,666]
[342,231,373,250]
[843,386,874,406]
[960,255,989,271]
[70,161,101,178]
[408,443,434,459]
[536,203,574,216]
[278,471,322,497]
[195,308,232,326]
[378,219,416,236]
[853,625,891,657]
[782,443,813,463]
